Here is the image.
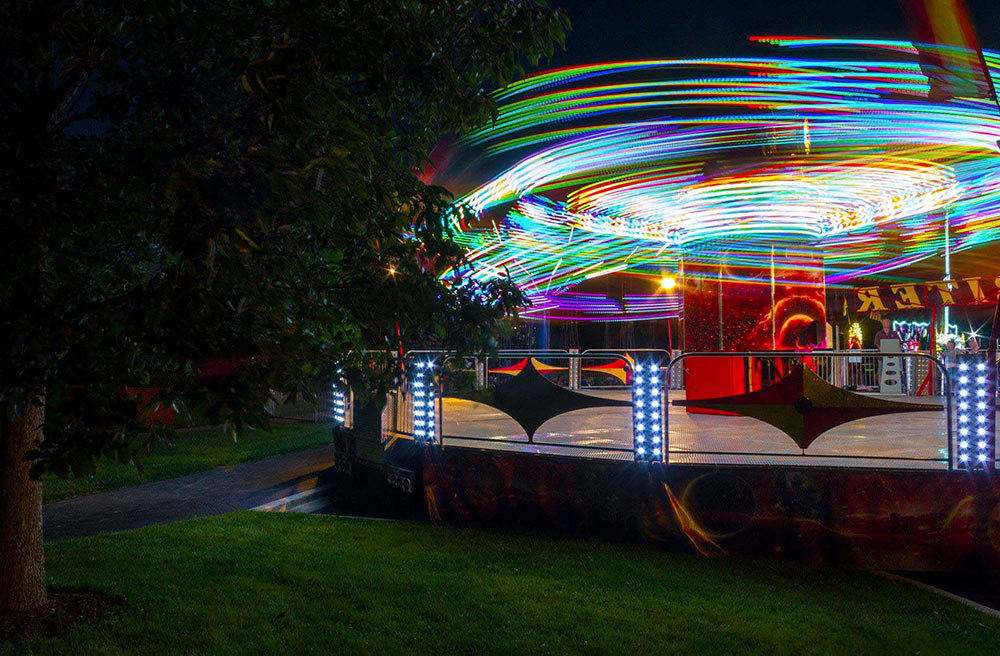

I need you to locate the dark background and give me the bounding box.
[548,0,999,68]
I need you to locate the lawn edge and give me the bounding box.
[874,570,1000,619]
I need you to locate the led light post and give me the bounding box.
[332,385,347,426]
[331,368,350,427]
[632,361,665,462]
[411,360,438,443]
[954,354,996,471]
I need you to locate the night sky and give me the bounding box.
[548,0,999,67]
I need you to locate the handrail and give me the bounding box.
[404,348,570,358]
[581,348,671,356]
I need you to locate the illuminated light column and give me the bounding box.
[411,361,438,443]
[332,382,347,426]
[632,361,665,462]
[954,354,996,471]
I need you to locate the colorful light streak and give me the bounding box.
[441,38,1000,322]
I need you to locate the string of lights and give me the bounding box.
[440,38,1000,321]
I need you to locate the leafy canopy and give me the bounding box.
[0,0,568,477]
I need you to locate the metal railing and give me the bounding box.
[663,351,953,470]
[578,349,671,389]
[382,386,410,441]
[441,352,638,460]
[803,349,944,395]
[373,349,997,472]
[381,352,640,460]
[267,383,353,428]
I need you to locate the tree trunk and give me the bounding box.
[0,401,47,611]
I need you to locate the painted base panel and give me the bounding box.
[419,447,1000,573]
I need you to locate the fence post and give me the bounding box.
[632,359,664,462]
[475,357,486,389]
[332,379,347,427]
[411,359,438,444]
[954,353,996,470]
[569,348,580,390]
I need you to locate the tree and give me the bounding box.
[0,0,568,611]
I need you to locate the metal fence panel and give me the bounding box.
[438,353,637,460]
[268,383,352,427]
[664,352,952,470]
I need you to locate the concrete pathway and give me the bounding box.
[44,445,338,542]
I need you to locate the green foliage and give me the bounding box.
[0,0,569,477]
[12,512,1000,654]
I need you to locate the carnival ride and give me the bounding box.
[333,37,1000,576]
[435,37,1000,323]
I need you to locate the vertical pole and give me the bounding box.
[989,297,1000,468]
[771,245,777,350]
[568,348,580,390]
[944,210,951,334]
[679,259,686,352]
[989,297,1000,373]
[717,262,724,351]
[929,305,936,395]
[663,360,671,464]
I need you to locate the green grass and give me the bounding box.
[8,512,1000,655]
[43,422,332,503]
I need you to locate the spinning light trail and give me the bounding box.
[439,38,1000,321]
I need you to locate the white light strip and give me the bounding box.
[955,355,994,471]
[633,360,663,462]
[332,380,347,426]
[411,360,437,443]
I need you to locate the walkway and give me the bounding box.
[44,445,338,542]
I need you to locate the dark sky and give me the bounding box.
[548,0,999,67]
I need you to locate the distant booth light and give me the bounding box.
[659,276,677,291]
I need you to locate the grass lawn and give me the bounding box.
[43,422,332,503]
[9,512,999,655]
